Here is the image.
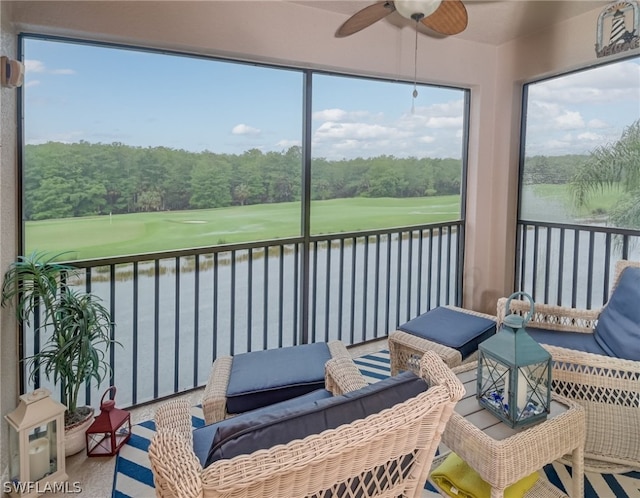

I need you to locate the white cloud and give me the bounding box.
[425,116,464,129]
[419,100,464,116]
[232,124,261,135]
[554,111,585,129]
[332,139,365,151]
[524,59,639,155]
[24,59,75,75]
[310,98,465,160]
[313,108,347,122]
[418,135,436,144]
[577,132,602,141]
[25,60,46,73]
[313,108,382,123]
[528,60,640,105]
[587,118,608,128]
[315,121,402,141]
[403,103,464,129]
[527,101,561,120]
[25,80,40,88]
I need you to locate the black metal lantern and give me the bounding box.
[476,292,552,428]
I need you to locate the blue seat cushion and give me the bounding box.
[202,370,428,468]
[399,307,496,360]
[526,327,610,356]
[594,266,640,361]
[226,342,332,414]
[193,388,333,466]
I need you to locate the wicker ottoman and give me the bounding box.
[389,305,496,375]
[201,340,353,424]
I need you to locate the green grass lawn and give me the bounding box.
[524,183,622,219]
[26,196,461,261]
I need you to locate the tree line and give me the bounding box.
[24,142,463,221]
[25,140,602,223]
[521,154,588,185]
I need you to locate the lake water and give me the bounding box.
[30,230,460,407]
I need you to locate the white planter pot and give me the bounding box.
[64,408,95,456]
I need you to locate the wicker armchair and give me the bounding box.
[497,259,640,472]
[149,351,465,498]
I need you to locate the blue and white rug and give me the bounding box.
[113,351,640,497]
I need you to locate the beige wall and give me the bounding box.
[468,6,640,313]
[0,0,636,482]
[1,0,20,484]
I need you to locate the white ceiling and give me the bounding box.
[292,1,608,45]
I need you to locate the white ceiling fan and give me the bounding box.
[335,0,471,110]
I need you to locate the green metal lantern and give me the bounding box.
[476,292,552,428]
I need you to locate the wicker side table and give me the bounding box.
[429,362,586,498]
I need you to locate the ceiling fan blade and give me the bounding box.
[421,0,468,35]
[336,2,396,38]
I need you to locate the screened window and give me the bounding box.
[23,36,468,260]
[520,56,640,229]
[311,74,466,235]
[24,38,304,259]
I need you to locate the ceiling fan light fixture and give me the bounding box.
[394,0,442,21]
[335,0,466,39]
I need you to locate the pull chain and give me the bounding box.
[411,19,419,114]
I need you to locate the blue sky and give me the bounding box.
[24,37,639,160]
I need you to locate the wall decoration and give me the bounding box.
[596,1,640,57]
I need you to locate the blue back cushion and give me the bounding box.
[399,307,496,360]
[193,388,332,466]
[526,327,610,356]
[226,342,331,414]
[594,266,640,361]
[203,370,427,468]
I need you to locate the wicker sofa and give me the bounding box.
[497,259,640,472]
[149,351,464,498]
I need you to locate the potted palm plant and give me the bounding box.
[1,251,118,455]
